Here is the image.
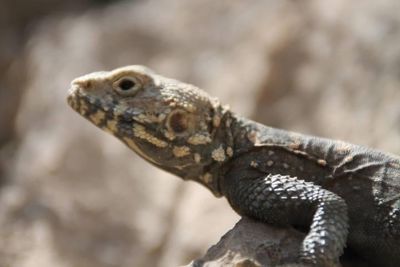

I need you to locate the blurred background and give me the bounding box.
[1,0,400,266]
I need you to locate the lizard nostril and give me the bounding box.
[71,71,108,90]
[71,79,92,90]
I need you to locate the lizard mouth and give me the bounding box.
[67,85,94,115]
[67,84,116,129]
[67,84,166,167]
[68,84,148,127]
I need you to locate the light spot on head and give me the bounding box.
[317,159,327,166]
[113,103,129,117]
[133,113,161,124]
[267,160,274,167]
[213,115,221,128]
[79,99,89,114]
[104,120,118,134]
[158,113,167,121]
[194,153,201,163]
[200,121,208,131]
[133,124,168,148]
[89,110,106,125]
[103,105,110,111]
[182,102,196,112]
[187,133,212,145]
[164,130,176,141]
[268,151,274,156]
[200,173,213,184]
[211,145,226,162]
[225,118,231,128]
[226,147,233,157]
[172,146,191,158]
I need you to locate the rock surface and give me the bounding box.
[185,218,370,267]
[0,0,400,267]
[186,217,304,267]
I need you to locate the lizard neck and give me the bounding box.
[205,112,261,197]
[201,110,264,197]
[230,114,262,153]
[192,106,234,197]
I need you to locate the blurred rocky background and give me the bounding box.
[0,0,400,266]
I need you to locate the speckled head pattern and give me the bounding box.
[67,65,232,195]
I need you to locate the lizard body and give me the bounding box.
[67,65,400,266]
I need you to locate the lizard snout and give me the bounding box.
[71,71,109,91]
[71,78,92,91]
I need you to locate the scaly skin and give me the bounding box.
[67,65,400,267]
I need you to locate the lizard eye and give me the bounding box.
[167,110,189,134]
[113,77,142,96]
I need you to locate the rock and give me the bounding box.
[185,217,370,267]
[186,217,304,267]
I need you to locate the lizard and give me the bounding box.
[67,65,400,267]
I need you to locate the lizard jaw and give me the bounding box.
[68,84,165,169]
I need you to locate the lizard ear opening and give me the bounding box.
[166,109,189,135]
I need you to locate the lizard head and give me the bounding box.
[67,65,232,196]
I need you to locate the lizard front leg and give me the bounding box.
[223,173,349,266]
